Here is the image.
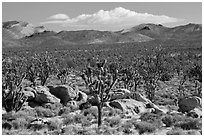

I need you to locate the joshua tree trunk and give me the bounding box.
[97,104,102,127]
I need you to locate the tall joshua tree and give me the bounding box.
[80,59,118,127]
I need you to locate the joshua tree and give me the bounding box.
[80,59,118,127]
[2,59,27,112]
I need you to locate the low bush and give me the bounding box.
[166,128,187,135]
[2,112,16,121]
[81,118,92,127]
[105,116,121,127]
[162,114,176,127]
[83,107,98,119]
[28,122,47,131]
[62,114,74,125]
[174,118,201,130]
[58,107,72,116]
[186,130,201,135]
[2,122,12,130]
[11,117,30,129]
[49,129,62,135]
[61,125,76,135]
[140,112,163,128]
[35,106,55,117]
[74,114,86,123]
[133,121,157,135]
[47,119,62,131]
[121,121,134,134]
[66,103,78,112]
[42,102,63,115]
[76,128,90,135]
[86,113,95,121]
[99,125,119,135]
[104,108,123,117]
[15,107,36,118]
[160,73,173,81]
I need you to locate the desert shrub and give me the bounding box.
[103,108,123,117]
[76,128,90,135]
[166,128,187,135]
[74,114,86,123]
[11,117,30,129]
[47,119,62,131]
[61,125,77,135]
[42,102,63,115]
[133,121,157,135]
[169,114,201,129]
[81,118,92,127]
[186,130,201,135]
[83,107,98,119]
[160,73,173,81]
[66,103,78,112]
[140,112,163,127]
[155,95,175,106]
[28,122,47,131]
[62,114,74,125]
[121,121,134,134]
[86,113,95,121]
[2,112,16,121]
[99,125,119,135]
[13,109,36,122]
[170,113,187,122]
[105,116,121,127]
[35,106,55,117]
[17,107,36,117]
[49,130,62,135]
[2,122,12,130]
[174,118,201,130]
[58,107,71,116]
[162,114,176,127]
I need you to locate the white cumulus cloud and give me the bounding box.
[47,14,69,20]
[41,7,182,31]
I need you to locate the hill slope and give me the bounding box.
[119,23,202,40]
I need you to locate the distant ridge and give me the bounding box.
[2,20,202,48]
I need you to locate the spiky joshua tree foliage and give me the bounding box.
[2,58,27,112]
[80,59,119,127]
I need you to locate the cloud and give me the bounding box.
[47,14,69,20]
[41,7,182,31]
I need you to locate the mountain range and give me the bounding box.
[2,21,202,48]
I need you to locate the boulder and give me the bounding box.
[109,99,154,116]
[34,86,60,104]
[79,95,100,110]
[22,87,36,101]
[67,100,78,108]
[47,85,78,105]
[75,90,88,105]
[131,92,167,114]
[130,92,150,103]
[187,108,202,118]
[109,88,131,100]
[178,96,202,113]
[146,102,168,114]
[2,109,7,115]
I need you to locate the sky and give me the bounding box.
[2,2,202,31]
